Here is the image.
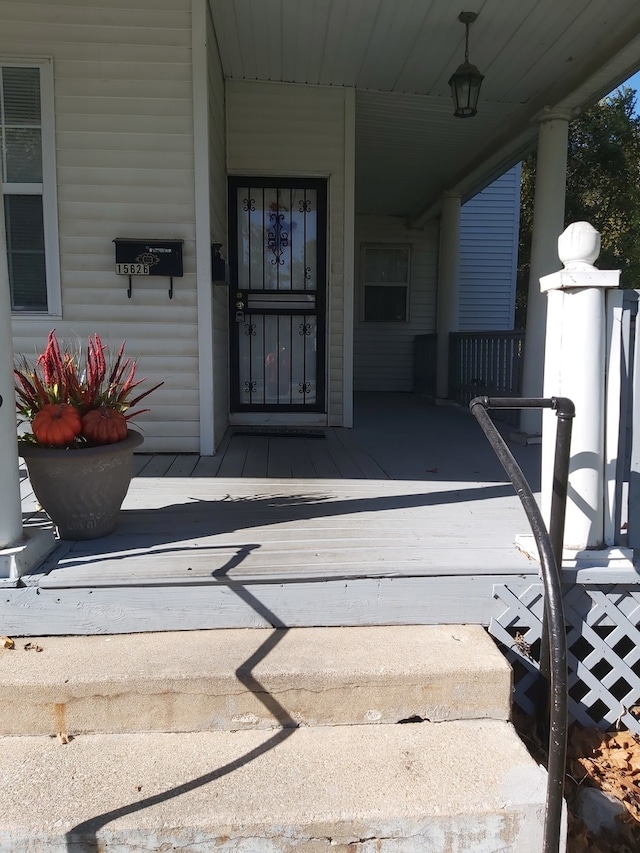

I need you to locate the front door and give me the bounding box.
[228,177,327,413]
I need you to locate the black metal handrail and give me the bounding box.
[469,396,574,853]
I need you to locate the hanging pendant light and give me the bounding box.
[448,11,484,118]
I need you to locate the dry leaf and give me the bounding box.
[23,642,43,652]
[517,718,640,851]
[1,637,15,649]
[56,732,70,745]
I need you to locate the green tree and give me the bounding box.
[516,88,640,327]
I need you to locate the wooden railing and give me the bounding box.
[449,331,525,425]
[605,289,639,548]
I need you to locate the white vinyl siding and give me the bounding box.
[459,164,521,331]
[226,80,347,425]
[6,0,198,452]
[354,216,438,392]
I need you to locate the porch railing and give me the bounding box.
[605,289,639,548]
[449,331,525,425]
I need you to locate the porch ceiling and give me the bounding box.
[210,0,640,220]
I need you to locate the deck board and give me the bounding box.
[265,436,295,477]
[324,433,367,478]
[303,439,342,477]
[290,440,319,479]
[2,575,512,633]
[131,454,154,476]
[191,455,225,477]
[135,454,177,477]
[330,428,390,478]
[216,437,250,477]
[242,437,269,477]
[165,454,200,477]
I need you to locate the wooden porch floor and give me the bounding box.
[132,392,541,486]
[9,394,543,635]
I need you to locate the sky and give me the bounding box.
[615,69,640,101]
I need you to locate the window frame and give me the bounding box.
[2,57,60,316]
[360,243,411,324]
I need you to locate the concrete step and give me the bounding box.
[0,625,511,737]
[0,720,547,853]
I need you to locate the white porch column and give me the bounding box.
[436,191,461,399]
[0,189,56,577]
[520,109,572,437]
[540,222,619,551]
[0,192,23,549]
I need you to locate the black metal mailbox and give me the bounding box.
[113,238,184,298]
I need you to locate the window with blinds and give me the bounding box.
[1,64,48,312]
[362,245,410,322]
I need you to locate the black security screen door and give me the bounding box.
[229,177,327,412]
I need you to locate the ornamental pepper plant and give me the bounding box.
[14,330,163,448]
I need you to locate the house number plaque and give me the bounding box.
[113,238,184,298]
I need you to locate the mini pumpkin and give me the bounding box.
[81,407,128,445]
[32,403,82,447]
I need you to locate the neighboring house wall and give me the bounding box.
[207,6,229,449]
[458,164,521,331]
[353,217,438,393]
[225,80,348,425]
[6,0,199,452]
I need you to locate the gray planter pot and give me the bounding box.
[19,430,144,540]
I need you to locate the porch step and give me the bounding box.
[0,625,510,736]
[0,722,547,852]
[0,626,551,852]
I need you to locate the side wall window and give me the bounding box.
[1,61,59,314]
[362,245,410,322]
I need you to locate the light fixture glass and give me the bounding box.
[448,12,484,118]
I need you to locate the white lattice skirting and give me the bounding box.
[490,582,640,735]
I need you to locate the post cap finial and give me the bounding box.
[558,222,601,270]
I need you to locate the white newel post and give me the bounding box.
[0,189,55,577]
[540,222,619,551]
[436,191,461,400]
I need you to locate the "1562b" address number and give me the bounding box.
[116,263,150,275]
